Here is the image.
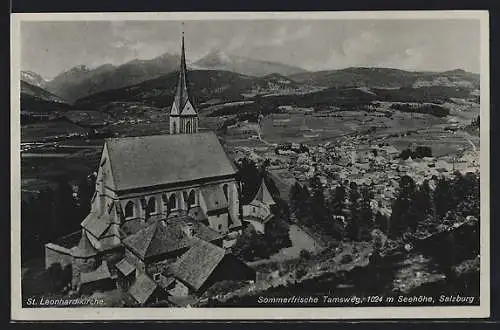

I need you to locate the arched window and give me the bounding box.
[186,121,192,134]
[187,190,196,207]
[168,194,177,212]
[223,184,229,201]
[125,201,134,219]
[147,197,156,216]
[172,121,177,133]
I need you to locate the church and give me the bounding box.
[44,32,254,305]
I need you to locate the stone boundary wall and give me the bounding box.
[45,243,72,270]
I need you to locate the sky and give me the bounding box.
[20,19,481,80]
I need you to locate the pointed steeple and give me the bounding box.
[252,178,276,206]
[170,24,198,134]
[172,27,191,115]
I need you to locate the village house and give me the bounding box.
[44,32,254,304]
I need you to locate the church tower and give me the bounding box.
[169,29,198,135]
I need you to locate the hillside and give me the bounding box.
[73,70,314,109]
[44,53,180,103]
[290,67,480,89]
[21,81,72,112]
[194,51,308,77]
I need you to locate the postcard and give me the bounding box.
[11,10,490,320]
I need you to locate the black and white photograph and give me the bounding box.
[11,11,490,320]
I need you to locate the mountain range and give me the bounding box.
[20,51,480,114]
[73,67,479,113]
[24,52,308,104]
[193,50,307,77]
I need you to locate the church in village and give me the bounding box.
[43,32,272,306]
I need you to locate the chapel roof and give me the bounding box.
[168,240,226,292]
[122,216,223,260]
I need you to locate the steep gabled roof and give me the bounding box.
[170,240,226,292]
[122,216,223,260]
[71,232,98,257]
[115,258,136,277]
[252,178,276,206]
[128,274,158,304]
[104,132,237,191]
[80,261,112,284]
[81,212,111,239]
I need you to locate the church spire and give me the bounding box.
[170,23,199,134]
[173,27,190,113]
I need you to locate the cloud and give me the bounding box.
[221,24,313,53]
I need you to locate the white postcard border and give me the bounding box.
[10,10,490,320]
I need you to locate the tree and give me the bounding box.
[346,182,361,240]
[390,175,417,238]
[434,176,453,220]
[232,226,270,261]
[309,175,331,234]
[375,211,389,234]
[358,186,375,240]
[413,180,433,226]
[236,158,261,204]
[265,212,292,254]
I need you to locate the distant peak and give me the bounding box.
[69,64,90,72]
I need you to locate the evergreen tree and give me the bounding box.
[331,184,347,218]
[346,182,361,240]
[236,158,261,204]
[413,179,433,227]
[375,211,389,234]
[359,185,375,240]
[434,176,453,220]
[309,175,329,232]
[390,175,417,237]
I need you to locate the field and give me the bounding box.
[249,110,447,145]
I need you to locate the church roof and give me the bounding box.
[122,216,223,260]
[169,240,226,292]
[104,132,237,191]
[171,34,195,116]
[252,178,276,206]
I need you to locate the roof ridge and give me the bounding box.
[105,131,214,142]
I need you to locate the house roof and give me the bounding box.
[252,179,276,206]
[122,216,223,260]
[115,258,136,277]
[81,212,111,239]
[80,261,112,284]
[104,132,237,191]
[71,232,98,257]
[128,274,158,304]
[200,186,228,212]
[170,240,226,292]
